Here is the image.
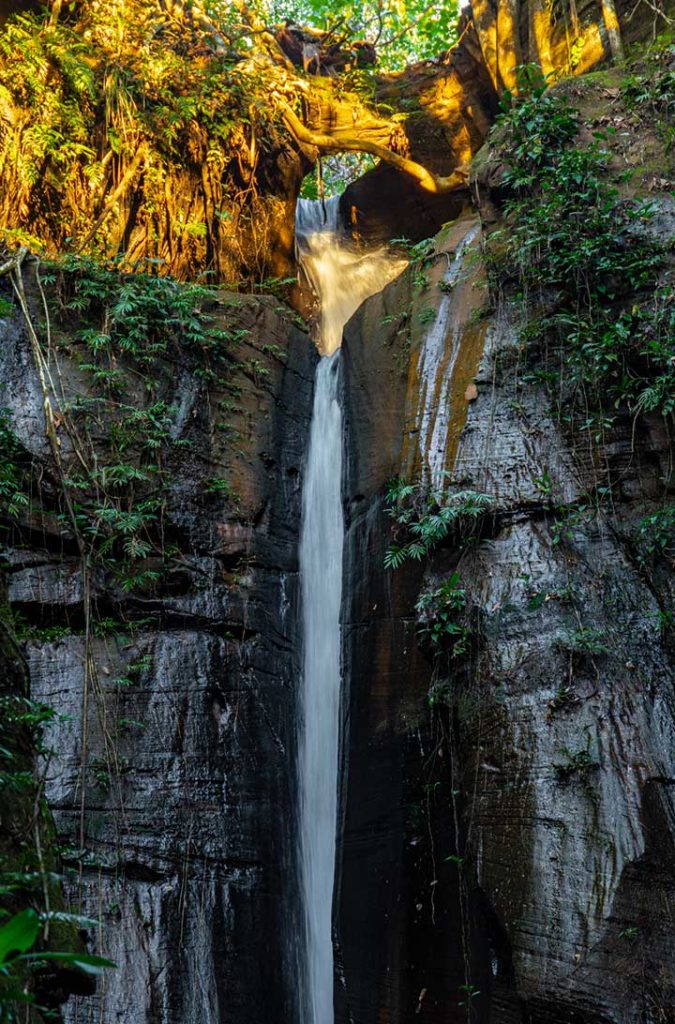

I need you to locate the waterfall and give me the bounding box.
[298,352,343,1024]
[295,198,405,1023]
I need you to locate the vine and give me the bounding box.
[0,248,249,1007]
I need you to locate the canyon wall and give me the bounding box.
[0,285,316,1023]
[337,72,675,1020]
[1,2,674,1022]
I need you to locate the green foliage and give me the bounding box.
[547,684,581,716]
[384,480,485,666]
[458,982,481,1007]
[489,83,673,423]
[0,697,55,827]
[0,3,300,281]
[622,49,675,150]
[47,256,235,369]
[384,478,494,569]
[554,745,599,780]
[416,571,470,658]
[0,415,29,522]
[559,627,609,655]
[35,258,238,593]
[0,691,114,1021]
[267,0,459,68]
[634,505,675,564]
[89,756,132,792]
[300,153,377,198]
[496,66,579,189]
[0,697,55,745]
[0,907,114,1020]
[0,910,40,961]
[0,0,461,281]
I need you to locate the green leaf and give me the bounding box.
[0,909,40,963]
[16,951,116,975]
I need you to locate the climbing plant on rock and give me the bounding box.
[485,68,674,431]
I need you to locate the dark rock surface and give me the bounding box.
[2,15,674,1017]
[337,189,675,1024]
[0,291,316,1024]
[337,216,488,1023]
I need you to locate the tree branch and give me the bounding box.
[281,104,469,195]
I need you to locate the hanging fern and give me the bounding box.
[384,479,494,569]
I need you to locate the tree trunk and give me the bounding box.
[600,0,625,60]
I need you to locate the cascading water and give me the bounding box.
[298,352,343,1024]
[295,197,405,1023]
[416,222,479,489]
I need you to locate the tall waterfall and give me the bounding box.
[298,352,343,1024]
[295,197,405,1023]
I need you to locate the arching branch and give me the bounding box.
[281,104,469,195]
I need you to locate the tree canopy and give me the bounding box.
[265,0,459,68]
[0,0,477,286]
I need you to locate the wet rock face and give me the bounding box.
[337,205,675,1023]
[0,292,316,1024]
[337,215,488,1023]
[454,312,675,1023]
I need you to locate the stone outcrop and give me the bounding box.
[1,4,674,1024]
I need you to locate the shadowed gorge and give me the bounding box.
[0,1,674,1023]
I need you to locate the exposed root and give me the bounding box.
[281,103,469,195]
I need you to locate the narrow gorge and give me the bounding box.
[0,1,674,1023]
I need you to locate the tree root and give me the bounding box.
[281,103,469,194]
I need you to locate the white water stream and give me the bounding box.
[295,198,405,1023]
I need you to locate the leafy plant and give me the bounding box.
[496,65,579,189]
[0,907,114,1019]
[458,982,481,1007]
[384,479,494,569]
[416,572,471,658]
[21,258,242,596]
[554,745,599,780]
[0,414,29,522]
[622,51,675,149]
[548,684,581,716]
[489,83,672,423]
[0,690,114,1020]
[90,756,132,792]
[558,627,609,656]
[634,505,675,565]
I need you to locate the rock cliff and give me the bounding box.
[0,277,316,1023]
[1,3,674,1023]
[337,62,675,1022]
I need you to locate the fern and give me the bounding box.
[384,480,494,569]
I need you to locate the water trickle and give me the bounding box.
[295,198,405,1023]
[416,222,479,489]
